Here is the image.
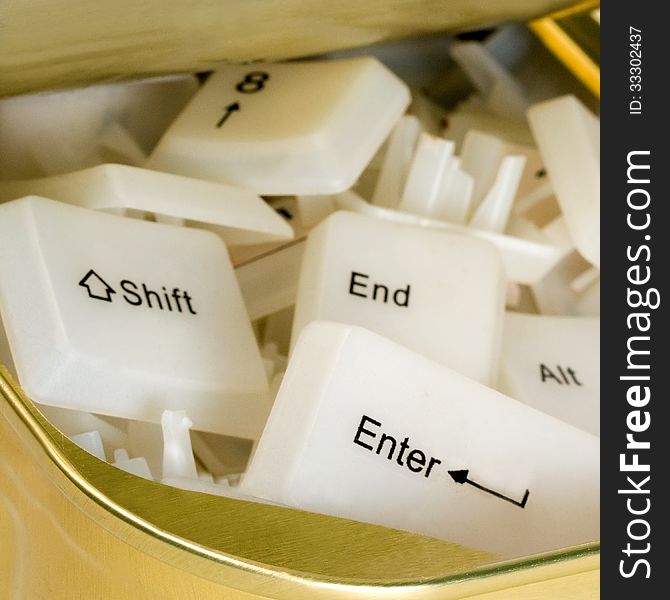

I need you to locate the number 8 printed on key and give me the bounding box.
[236,71,270,94]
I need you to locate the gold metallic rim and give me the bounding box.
[1,364,599,598]
[530,1,600,97]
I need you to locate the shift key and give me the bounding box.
[0,196,268,439]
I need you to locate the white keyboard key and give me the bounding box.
[334,190,564,286]
[235,239,305,321]
[127,419,164,479]
[0,89,112,179]
[437,157,475,225]
[228,197,310,268]
[70,431,106,461]
[0,197,268,439]
[243,322,600,557]
[400,133,453,205]
[146,58,410,195]
[499,313,599,436]
[507,197,575,269]
[295,195,336,228]
[161,410,198,480]
[117,76,200,154]
[37,405,129,459]
[469,155,525,233]
[0,75,198,180]
[536,216,574,250]
[112,449,154,480]
[442,102,534,149]
[291,211,505,385]
[527,95,600,267]
[398,133,468,221]
[29,121,147,174]
[449,41,528,120]
[85,121,148,166]
[575,279,600,317]
[570,265,600,294]
[0,164,293,247]
[531,250,597,315]
[505,215,561,267]
[459,129,507,214]
[371,115,422,209]
[460,131,538,216]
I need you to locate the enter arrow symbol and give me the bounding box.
[448,469,530,509]
[216,102,240,128]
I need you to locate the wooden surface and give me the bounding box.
[0,0,574,97]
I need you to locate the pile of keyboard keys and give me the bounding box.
[0,27,599,560]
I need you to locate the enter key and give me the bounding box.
[242,321,599,558]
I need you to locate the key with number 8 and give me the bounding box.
[146,58,411,195]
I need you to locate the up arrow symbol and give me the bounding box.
[78,269,116,302]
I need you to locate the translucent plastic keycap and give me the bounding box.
[0,197,268,439]
[0,164,293,246]
[450,43,528,119]
[334,190,565,285]
[371,115,422,209]
[499,312,600,435]
[527,95,600,267]
[236,239,305,321]
[0,75,198,180]
[243,321,600,557]
[291,210,506,385]
[146,58,411,195]
[397,133,476,224]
